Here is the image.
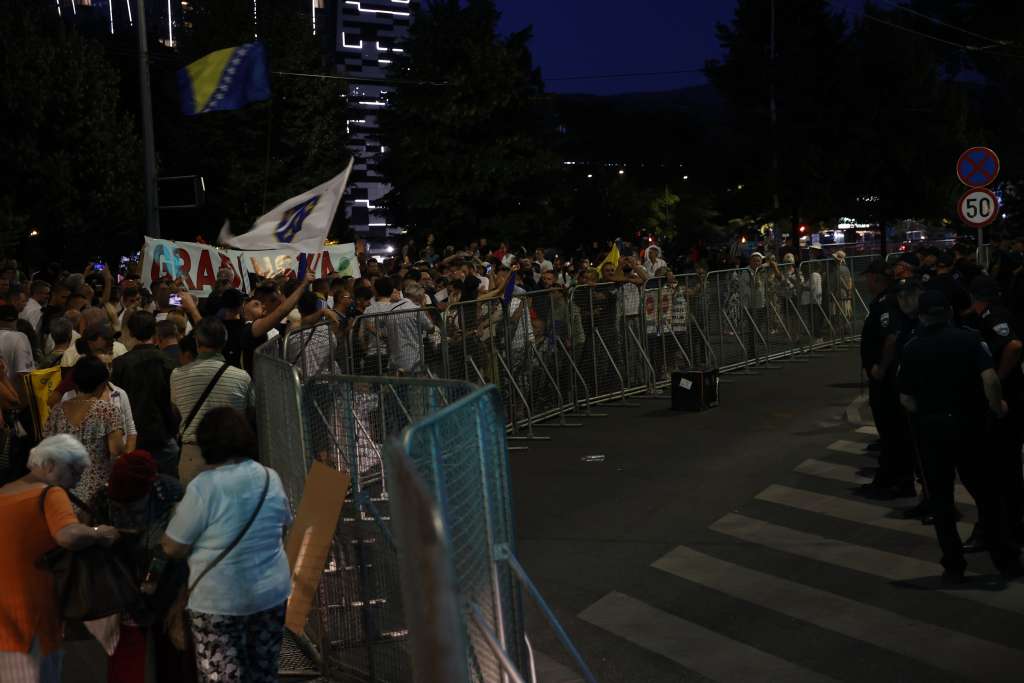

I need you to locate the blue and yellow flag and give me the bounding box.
[177,42,271,116]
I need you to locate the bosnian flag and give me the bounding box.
[220,158,354,253]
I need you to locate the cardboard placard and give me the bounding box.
[283,461,350,633]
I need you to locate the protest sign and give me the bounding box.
[141,237,360,296]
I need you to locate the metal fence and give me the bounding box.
[256,334,477,681]
[386,386,597,683]
[296,261,882,436]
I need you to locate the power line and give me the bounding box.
[858,9,974,50]
[546,68,705,82]
[271,70,449,86]
[873,0,1011,48]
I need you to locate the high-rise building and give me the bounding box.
[335,0,417,237]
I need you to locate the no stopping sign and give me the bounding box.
[957,187,999,228]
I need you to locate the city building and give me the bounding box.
[335,0,417,238]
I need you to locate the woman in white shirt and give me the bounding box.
[161,407,292,683]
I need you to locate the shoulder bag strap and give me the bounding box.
[185,466,270,595]
[178,362,230,441]
[39,484,93,519]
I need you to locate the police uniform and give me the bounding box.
[898,291,1021,577]
[858,267,915,496]
[964,277,1024,541]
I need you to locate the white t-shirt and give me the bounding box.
[165,460,293,615]
[0,328,35,381]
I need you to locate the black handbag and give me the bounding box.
[37,487,141,621]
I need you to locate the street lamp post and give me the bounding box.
[136,0,161,238]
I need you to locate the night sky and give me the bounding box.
[496,0,867,96]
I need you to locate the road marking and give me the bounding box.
[710,513,1024,615]
[846,395,869,425]
[579,591,837,683]
[826,439,871,455]
[794,459,975,506]
[856,425,879,436]
[755,484,974,539]
[653,547,1024,682]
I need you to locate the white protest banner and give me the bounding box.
[141,237,360,297]
[141,237,247,296]
[239,242,360,280]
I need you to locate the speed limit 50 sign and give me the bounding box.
[957,188,999,228]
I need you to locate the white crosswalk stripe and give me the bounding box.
[710,513,1024,614]
[579,592,838,683]
[826,439,873,455]
[755,483,975,539]
[652,546,1024,683]
[794,458,975,506]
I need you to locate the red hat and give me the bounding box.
[107,450,158,502]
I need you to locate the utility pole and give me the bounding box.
[136,0,161,238]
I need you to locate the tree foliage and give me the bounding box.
[379,0,565,246]
[0,0,143,261]
[706,0,970,235]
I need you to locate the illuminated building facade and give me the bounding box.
[336,0,417,237]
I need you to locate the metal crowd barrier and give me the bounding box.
[321,261,881,434]
[386,386,596,683]
[255,336,477,681]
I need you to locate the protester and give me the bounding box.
[112,311,181,476]
[44,355,126,504]
[155,319,183,365]
[41,317,73,369]
[0,434,118,683]
[92,450,189,683]
[161,408,292,683]
[19,281,50,337]
[170,317,253,484]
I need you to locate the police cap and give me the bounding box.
[893,278,920,293]
[969,275,1001,303]
[918,289,950,315]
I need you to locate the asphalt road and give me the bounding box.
[514,347,1024,683]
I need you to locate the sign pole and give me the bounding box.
[136,0,161,238]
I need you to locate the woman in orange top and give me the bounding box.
[0,434,120,683]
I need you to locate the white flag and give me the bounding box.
[219,158,353,252]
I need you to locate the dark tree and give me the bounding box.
[378,0,565,246]
[706,0,850,234]
[0,0,143,261]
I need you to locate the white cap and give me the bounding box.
[750,252,765,260]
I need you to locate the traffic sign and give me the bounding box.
[957,187,999,227]
[957,147,1000,187]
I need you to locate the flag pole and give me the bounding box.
[136,0,161,238]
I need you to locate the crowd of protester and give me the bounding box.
[1,233,1020,681]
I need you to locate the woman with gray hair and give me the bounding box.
[0,434,119,682]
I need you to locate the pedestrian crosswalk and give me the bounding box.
[576,395,1024,683]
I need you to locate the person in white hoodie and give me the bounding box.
[643,245,668,276]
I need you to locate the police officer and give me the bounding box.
[898,289,1022,582]
[860,264,916,500]
[924,251,971,326]
[963,275,1024,548]
[859,261,895,479]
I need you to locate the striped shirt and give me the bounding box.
[170,353,252,444]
